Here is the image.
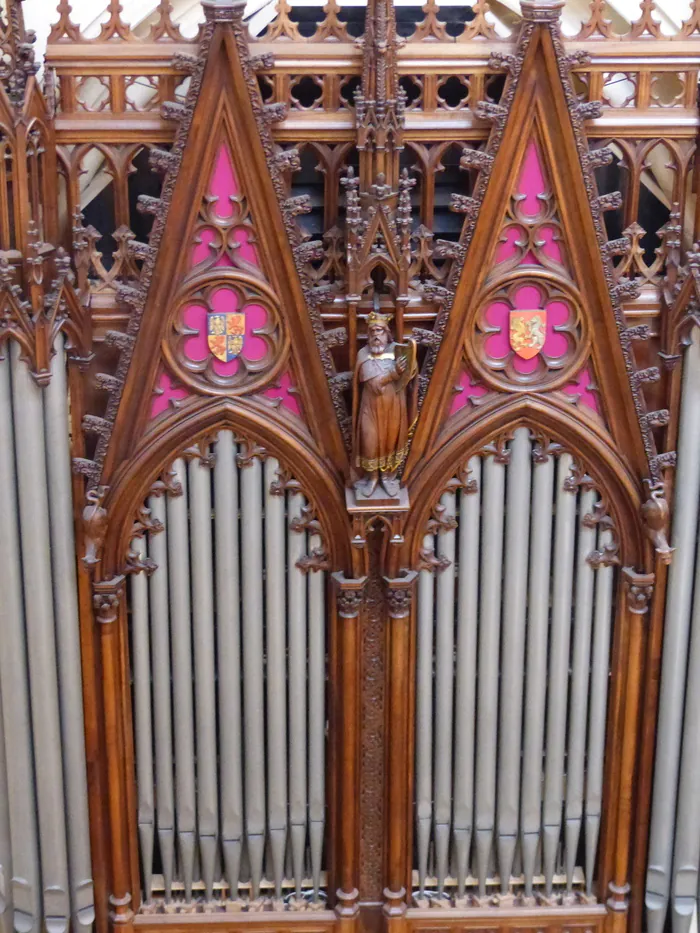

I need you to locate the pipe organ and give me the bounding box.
[0,1,699,933]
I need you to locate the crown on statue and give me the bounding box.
[367,310,393,328]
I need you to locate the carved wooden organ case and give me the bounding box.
[1,3,700,933]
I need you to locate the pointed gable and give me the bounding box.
[407,2,666,482]
[92,0,346,486]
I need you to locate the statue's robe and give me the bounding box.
[353,343,409,473]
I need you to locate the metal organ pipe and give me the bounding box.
[166,460,197,900]
[542,452,577,895]
[475,451,506,898]
[434,492,457,892]
[565,488,597,894]
[646,334,700,933]
[264,457,288,898]
[0,354,40,933]
[520,449,555,900]
[497,427,531,895]
[670,519,700,933]
[308,532,326,900]
[214,432,244,896]
[44,337,94,930]
[147,496,175,899]
[240,456,267,898]
[585,528,614,894]
[288,492,309,898]
[130,537,155,900]
[415,536,435,895]
[188,457,219,900]
[453,458,481,897]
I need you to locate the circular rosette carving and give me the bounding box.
[164,273,287,395]
[470,275,589,391]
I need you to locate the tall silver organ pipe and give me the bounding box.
[130,431,328,907]
[646,330,700,933]
[415,431,616,905]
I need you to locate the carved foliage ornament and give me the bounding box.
[419,429,621,574]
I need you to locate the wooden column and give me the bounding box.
[331,573,366,933]
[93,576,137,933]
[605,569,655,933]
[383,572,417,933]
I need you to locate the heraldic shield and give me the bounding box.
[509,309,546,360]
[207,311,245,362]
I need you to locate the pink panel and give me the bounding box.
[450,368,488,415]
[150,369,190,419]
[563,366,601,415]
[183,286,268,376]
[519,140,547,217]
[484,284,570,374]
[264,370,302,417]
[210,143,239,217]
[191,144,261,269]
[493,139,567,270]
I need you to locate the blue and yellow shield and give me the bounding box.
[207,312,245,362]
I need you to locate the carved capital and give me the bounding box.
[93,576,126,625]
[520,0,564,22]
[383,572,417,618]
[333,573,367,618]
[623,568,655,615]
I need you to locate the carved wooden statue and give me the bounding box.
[352,311,417,499]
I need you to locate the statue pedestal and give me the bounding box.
[345,485,410,512]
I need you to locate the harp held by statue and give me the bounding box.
[394,337,418,391]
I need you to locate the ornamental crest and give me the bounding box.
[509,309,546,360]
[207,311,245,362]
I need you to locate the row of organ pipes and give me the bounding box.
[0,340,94,933]
[415,429,615,904]
[130,434,326,906]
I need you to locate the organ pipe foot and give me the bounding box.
[496,833,516,898]
[246,832,265,900]
[416,818,431,895]
[268,827,287,899]
[222,838,242,900]
[291,823,306,899]
[521,831,538,902]
[177,831,195,903]
[452,827,471,897]
[157,828,174,902]
[475,829,492,900]
[434,823,450,893]
[542,824,560,897]
[199,833,217,901]
[309,820,324,900]
[138,823,154,904]
[565,818,582,892]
